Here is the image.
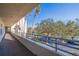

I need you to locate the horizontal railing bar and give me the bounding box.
[26,33,79,56]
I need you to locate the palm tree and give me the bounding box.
[31,4,40,34]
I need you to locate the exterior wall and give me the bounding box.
[0,18,5,42]
[11,16,27,38]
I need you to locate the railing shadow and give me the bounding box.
[0,33,36,56]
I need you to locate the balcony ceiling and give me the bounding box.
[0,3,38,27]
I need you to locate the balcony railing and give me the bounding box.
[25,33,79,56]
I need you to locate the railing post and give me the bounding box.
[55,38,57,52]
[47,35,49,44]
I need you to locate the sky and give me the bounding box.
[25,3,79,27]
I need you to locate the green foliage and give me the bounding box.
[31,4,41,33]
[35,18,79,38]
[35,4,40,17]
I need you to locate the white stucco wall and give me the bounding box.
[0,18,5,42]
[11,16,27,38]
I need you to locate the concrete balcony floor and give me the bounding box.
[0,33,36,56]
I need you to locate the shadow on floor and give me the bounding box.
[0,34,36,56]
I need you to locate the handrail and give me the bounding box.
[26,33,79,56]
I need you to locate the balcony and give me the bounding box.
[0,3,79,56]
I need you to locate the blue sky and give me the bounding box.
[25,3,79,27]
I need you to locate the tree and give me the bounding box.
[35,18,79,39]
[31,4,41,34]
[35,18,54,35]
